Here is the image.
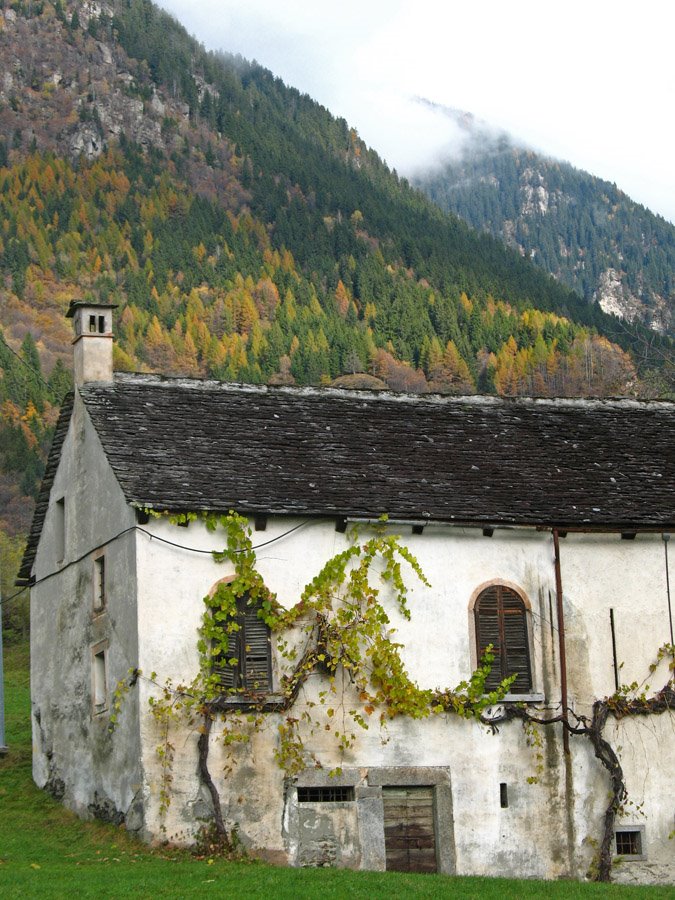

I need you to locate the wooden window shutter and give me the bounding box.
[212,626,241,690]
[242,604,272,692]
[213,593,272,693]
[475,585,532,693]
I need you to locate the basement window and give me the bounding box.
[614,826,646,860]
[297,786,355,803]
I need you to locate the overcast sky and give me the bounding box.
[157,1,675,224]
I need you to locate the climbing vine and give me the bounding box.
[113,512,675,881]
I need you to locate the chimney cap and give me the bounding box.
[66,299,119,318]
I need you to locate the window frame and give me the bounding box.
[471,582,535,697]
[614,825,646,861]
[91,641,109,715]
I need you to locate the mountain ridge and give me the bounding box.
[411,102,675,337]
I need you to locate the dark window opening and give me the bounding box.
[212,592,272,694]
[297,786,355,803]
[94,556,105,612]
[89,314,97,333]
[615,830,643,856]
[475,585,532,694]
[500,782,508,808]
[98,315,106,334]
[55,497,65,563]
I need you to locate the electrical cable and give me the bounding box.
[0,584,29,611]
[2,518,316,607]
[134,520,312,553]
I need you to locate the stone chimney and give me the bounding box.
[66,300,117,385]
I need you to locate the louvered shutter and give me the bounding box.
[242,605,272,692]
[501,588,532,693]
[213,626,241,691]
[212,593,273,694]
[475,585,532,693]
[475,586,503,692]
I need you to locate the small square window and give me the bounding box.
[93,556,105,612]
[614,826,646,860]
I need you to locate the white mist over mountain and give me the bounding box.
[157,0,675,224]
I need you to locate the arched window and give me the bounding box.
[213,593,272,694]
[474,585,532,694]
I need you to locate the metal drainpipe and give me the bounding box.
[553,529,570,755]
[664,534,673,647]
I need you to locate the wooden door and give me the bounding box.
[382,786,437,873]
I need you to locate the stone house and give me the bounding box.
[19,301,675,883]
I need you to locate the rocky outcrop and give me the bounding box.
[0,5,205,163]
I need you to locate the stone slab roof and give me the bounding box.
[86,375,673,528]
[18,374,674,583]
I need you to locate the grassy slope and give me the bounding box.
[0,641,670,898]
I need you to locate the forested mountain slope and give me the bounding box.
[413,105,675,337]
[0,0,671,619]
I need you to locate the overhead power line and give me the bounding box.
[1,519,314,609]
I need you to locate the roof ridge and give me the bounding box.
[108,372,674,410]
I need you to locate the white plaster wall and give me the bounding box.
[560,535,675,884]
[557,534,672,705]
[30,391,143,827]
[133,516,673,880]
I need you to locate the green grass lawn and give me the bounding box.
[0,640,671,899]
